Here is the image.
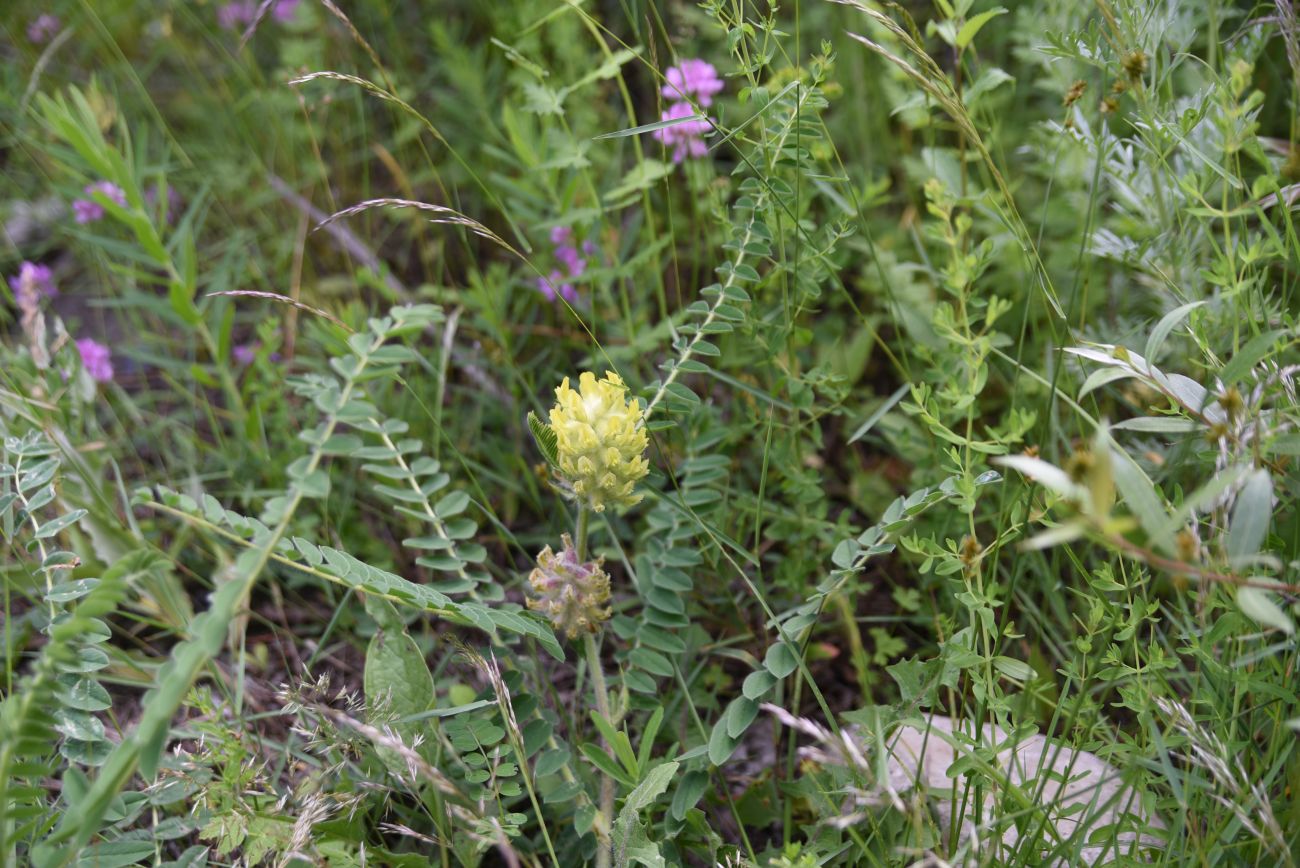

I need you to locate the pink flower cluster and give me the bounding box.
[653,59,722,163]
[8,261,57,305]
[76,338,114,384]
[536,226,593,304]
[28,14,61,44]
[73,181,126,224]
[218,0,301,31]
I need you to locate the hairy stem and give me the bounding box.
[584,630,616,868]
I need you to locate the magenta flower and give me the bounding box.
[8,262,57,305]
[76,338,114,384]
[535,226,590,304]
[273,0,302,22]
[27,14,61,45]
[537,271,578,304]
[72,200,103,224]
[217,1,256,30]
[219,0,299,30]
[72,182,127,224]
[653,102,711,163]
[662,59,724,107]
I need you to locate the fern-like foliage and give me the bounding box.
[140,485,560,658]
[28,304,559,867]
[0,535,138,863]
[286,312,500,600]
[0,427,135,863]
[704,471,1001,764]
[619,435,731,693]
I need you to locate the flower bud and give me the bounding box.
[526,534,611,638]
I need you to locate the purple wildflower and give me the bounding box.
[662,59,724,107]
[535,226,590,304]
[72,199,104,224]
[219,0,298,31]
[554,243,586,277]
[232,343,257,365]
[653,102,711,163]
[27,14,61,44]
[217,1,256,30]
[8,262,57,305]
[537,271,579,304]
[72,182,127,225]
[76,338,114,384]
[273,0,302,22]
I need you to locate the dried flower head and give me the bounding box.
[1063,79,1087,107]
[1123,50,1148,80]
[527,534,611,638]
[548,371,649,512]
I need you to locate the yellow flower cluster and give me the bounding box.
[548,371,649,512]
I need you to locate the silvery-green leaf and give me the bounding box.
[1228,469,1273,562]
[1237,585,1294,635]
[1144,300,1206,362]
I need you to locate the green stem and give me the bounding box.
[584,631,615,868]
[575,507,591,561]
[576,506,614,867]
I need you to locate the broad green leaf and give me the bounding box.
[1221,329,1288,384]
[1144,300,1206,362]
[956,7,1007,48]
[618,758,681,821]
[1228,469,1272,562]
[363,599,434,774]
[763,643,799,679]
[707,717,742,766]
[1237,585,1294,634]
[669,769,710,821]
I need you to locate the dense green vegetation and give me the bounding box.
[2,1,1299,865]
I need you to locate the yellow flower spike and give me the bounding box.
[548,371,649,512]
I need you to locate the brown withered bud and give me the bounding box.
[1101,96,1120,115]
[1064,79,1087,107]
[1217,386,1243,421]
[959,534,983,568]
[1123,51,1148,79]
[1175,527,1201,564]
[1065,449,1096,483]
